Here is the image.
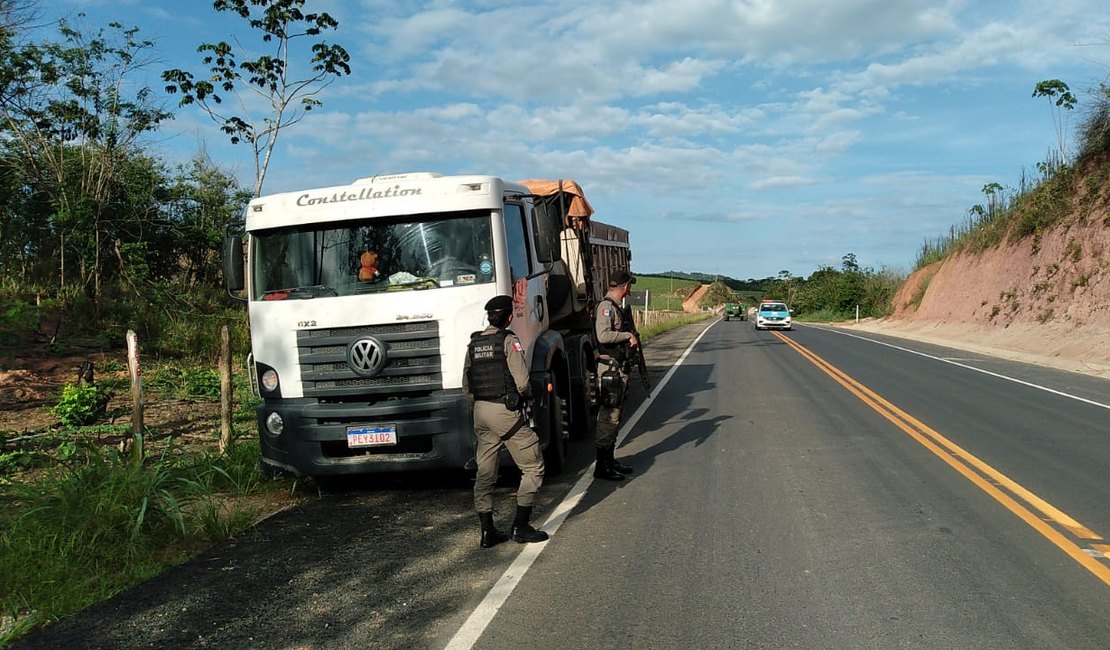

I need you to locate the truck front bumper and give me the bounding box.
[256,390,474,477]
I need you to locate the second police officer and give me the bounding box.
[463,295,550,548]
[593,269,638,481]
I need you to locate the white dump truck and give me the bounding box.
[223,173,632,477]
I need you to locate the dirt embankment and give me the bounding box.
[843,172,1110,380]
[682,284,709,312]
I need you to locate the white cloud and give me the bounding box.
[575,0,961,63]
[43,0,1110,279]
[749,175,817,190]
[631,102,759,137]
[630,57,727,96]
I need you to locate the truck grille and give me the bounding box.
[297,321,442,398]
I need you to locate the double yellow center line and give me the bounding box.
[773,330,1110,587]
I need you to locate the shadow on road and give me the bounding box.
[9,319,718,650]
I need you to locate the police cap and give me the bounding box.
[484,295,513,313]
[608,270,635,287]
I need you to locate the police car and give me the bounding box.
[754,301,792,331]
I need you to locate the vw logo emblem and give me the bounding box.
[347,337,387,377]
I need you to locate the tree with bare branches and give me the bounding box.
[162,0,351,197]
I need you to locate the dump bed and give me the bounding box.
[518,179,631,331]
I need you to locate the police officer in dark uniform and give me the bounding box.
[594,269,638,481]
[463,295,549,548]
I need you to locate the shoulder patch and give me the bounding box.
[511,340,522,352]
[602,308,611,317]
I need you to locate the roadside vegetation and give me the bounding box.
[0,347,300,644]
[0,438,280,644]
[637,263,903,323]
[0,2,347,643]
[915,81,1110,269]
[637,310,713,338]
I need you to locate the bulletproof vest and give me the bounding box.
[467,329,514,401]
[597,297,632,359]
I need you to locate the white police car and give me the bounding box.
[755,301,792,331]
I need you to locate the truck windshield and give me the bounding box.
[251,210,495,300]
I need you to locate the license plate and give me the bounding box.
[346,424,397,448]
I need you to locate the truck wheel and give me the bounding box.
[570,360,598,441]
[542,393,568,476]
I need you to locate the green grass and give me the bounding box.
[637,309,713,339]
[914,152,1110,272]
[631,275,702,311]
[0,437,288,645]
[793,308,854,322]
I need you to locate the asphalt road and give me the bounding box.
[465,320,1110,649]
[13,318,1110,649]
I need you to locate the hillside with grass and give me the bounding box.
[630,275,703,311]
[873,83,1110,376]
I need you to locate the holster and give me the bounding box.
[599,366,624,408]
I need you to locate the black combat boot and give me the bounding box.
[478,511,509,549]
[593,447,625,481]
[511,505,550,543]
[609,446,633,474]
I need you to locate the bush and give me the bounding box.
[49,384,112,427]
[183,368,221,399]
[0,299,38,347]
[1078,84,1110,162]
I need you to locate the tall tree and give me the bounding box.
[0,16,170,302]
[162,0,351,197]
[163,154,253,287]
[0,0,38,44]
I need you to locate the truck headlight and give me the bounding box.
[261,369,279,392]
[265,412,284,435]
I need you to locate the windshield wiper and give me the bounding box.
[263,284,337,299]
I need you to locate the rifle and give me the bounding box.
[623,304,650,390]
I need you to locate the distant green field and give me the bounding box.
[632,275,702,311]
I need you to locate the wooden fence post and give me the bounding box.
[126,329,144,463]
[219,324,234,454]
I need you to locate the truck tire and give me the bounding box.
[570,356,598,441]
[542,392,568,476]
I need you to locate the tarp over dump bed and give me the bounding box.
[517,179,594,229]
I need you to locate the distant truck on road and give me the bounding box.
[223,173,630,478]
[724,302,745,321]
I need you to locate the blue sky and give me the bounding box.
[43,0,1110,280]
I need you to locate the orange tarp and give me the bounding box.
[517,179,594,223]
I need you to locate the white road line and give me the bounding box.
[443,321,717,650]
[818,326,1110,411]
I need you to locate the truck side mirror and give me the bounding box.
[531,203,562,265]
[222,234,245,293]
